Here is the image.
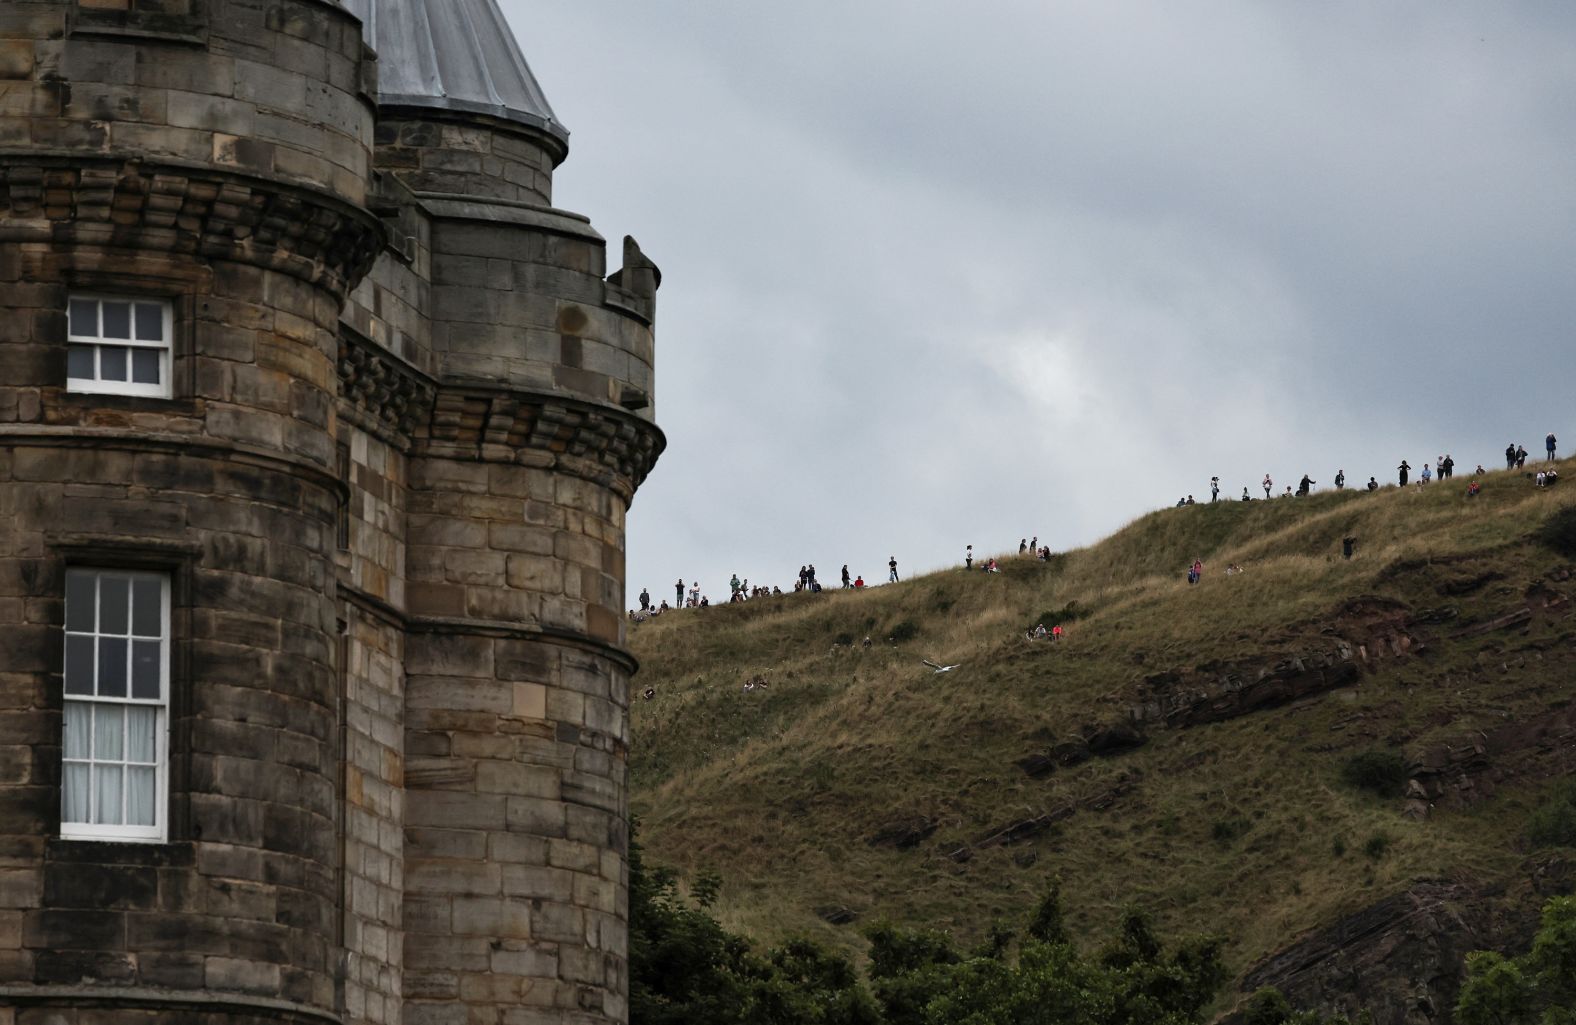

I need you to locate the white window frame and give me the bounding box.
[65,294,174,400]
[61,569,171,843]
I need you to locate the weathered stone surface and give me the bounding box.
[1,2,661,1023]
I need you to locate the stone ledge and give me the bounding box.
[417,388,664,500]
[0,425,347,504]
[0,156,382,299]
[0,984,342,1025]
[336,327,437,450]
[407,614,638,677]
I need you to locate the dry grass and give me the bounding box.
[629,461,1576,976]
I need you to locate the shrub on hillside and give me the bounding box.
[1027,601,1086,633]
[1527,782,1576,849]
[888,621,920,643]
[1340,750,1408,797]
[1536,505,1576,559]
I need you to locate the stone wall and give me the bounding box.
[2,2,663,1023]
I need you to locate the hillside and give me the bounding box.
[627,462,1576,1020]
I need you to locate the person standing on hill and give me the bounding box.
[1210,476,1220,502]
[1420,464,1432,485]
[1436,455,1444,480]
[1548,433,1558,462]
[1335,470,1345,490]
[1263,474,1273,499]
[639,587,650,612]
[730,573,741,596]
[889,556,899,583]
[841,564,851,588]
[965,545,973,569]
[1517,445,1528,468]
[1398,460,1411,486]
[675,577,684,607]
[1019,539,1028,555]
[1297,474,1315,496]
[1367,476,1379,491]
[1031,535,1038,552]
[1507,443,1518,470]
[1442,455,1455,480]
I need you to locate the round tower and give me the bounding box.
[0,0,380,1021]
[352,2,663,1024]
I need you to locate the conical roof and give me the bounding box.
[342,0,568,144]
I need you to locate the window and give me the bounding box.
[66,295,172,398]
[62,569,169,842]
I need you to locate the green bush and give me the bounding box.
[1340,750,1408,797]
[888,621,920,643]
[1536,505,1576,559]
[1212,817,1252,846]
[1363,833,1390,860]
[1527,782,1576,849]
[1027,601,1086,633]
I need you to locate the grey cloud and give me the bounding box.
[508,1,1576,599]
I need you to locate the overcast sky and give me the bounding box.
[506,1,1576,602]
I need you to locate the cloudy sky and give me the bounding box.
[507,1,1576,602]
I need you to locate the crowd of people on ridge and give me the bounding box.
[632,432,1564,623]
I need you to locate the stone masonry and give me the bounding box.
[0,2,663,1024]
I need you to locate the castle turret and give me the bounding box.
[0,1,660,1024]
[347,3,662,1023]
[0,0,381,1020]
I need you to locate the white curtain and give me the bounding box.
[93,765,123,825]
[93,705,123,760]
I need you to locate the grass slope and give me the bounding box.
[628,462,1576,982]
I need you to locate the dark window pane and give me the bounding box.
[131,348,160,385]
[68,345,96,380]
[134,303,163,341]
[69,299,97,338]
[66,572,96,632]
[97,637,127,697]
[131,578,161,637]
[99,577,129,635]
[100,346,128,382]
[65,635,95,695]
[131,641,161,699]
[101,302,131,339]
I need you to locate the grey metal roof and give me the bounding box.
[341,0,568,144]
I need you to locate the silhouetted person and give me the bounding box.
[1210,476,1220,502]
[1342,537,1356,560]
[965,545,973,569]
[1442,455,1454,479]
[888,556,899,583]
[639,587,650,612]
[1548,433,1558,463]
[675,577,684,606]
[1517,445,1528,468]
[1398,460,1410,486]
[1506,443,1517,470]
[1334,470,1345,490]
[1297,475,1314,496]
[841,564,851,588]
[1366,476,1379,491]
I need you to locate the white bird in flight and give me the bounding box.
[922,659,960,674]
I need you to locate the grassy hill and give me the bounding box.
[627,461,1576,1005]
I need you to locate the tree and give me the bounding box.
[1457,897,1576,1025]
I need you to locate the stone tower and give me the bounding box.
[0,1,662,1023]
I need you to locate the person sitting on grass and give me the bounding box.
[1028,624,1048,640]
[853,576,865,588]
[1242,487,1251,502]
[1548,469,1560,486]
[1051,625,1064,641]
[1367,476,1379,491]
[1419,463,1432,485]
[1466,480,1481,498]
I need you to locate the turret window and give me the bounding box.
[61,569,170,842]
[66,295,172,399]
